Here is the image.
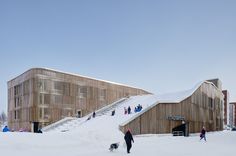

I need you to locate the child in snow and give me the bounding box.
[124,107,128,115]
[200,127,206,141]
[2,126,10,132]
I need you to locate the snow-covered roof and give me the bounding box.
[120,80,221,126]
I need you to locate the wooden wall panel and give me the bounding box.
[121,81,224,135]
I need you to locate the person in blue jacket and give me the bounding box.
[2,126,10,132]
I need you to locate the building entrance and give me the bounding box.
[172,123,189,136]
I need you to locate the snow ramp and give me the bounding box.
[43,94,159,133]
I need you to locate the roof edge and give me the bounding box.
[7,67,151,93]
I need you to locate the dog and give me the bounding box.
[109,142,119,151]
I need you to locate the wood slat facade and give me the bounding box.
[120,81,224,135]
[8,68,150,131]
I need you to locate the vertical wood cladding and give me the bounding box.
[121,82,224,135]
[8,68,150,131]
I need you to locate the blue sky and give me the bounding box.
[0,0,236,112]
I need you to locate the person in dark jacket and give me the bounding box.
[124,129,134,153]
[200,127,206,141]
[127,106,131,114]
[92,111,96,118]
[111,110,115,116]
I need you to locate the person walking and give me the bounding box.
[200,126,206,141]
[124,129,134,154]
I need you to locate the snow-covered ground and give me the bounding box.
[1,96,236,156]
[0,130,235,156]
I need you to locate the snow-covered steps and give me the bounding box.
[42,117,76,132]
[43,97,129,132]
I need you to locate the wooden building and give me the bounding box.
[222,90,229,126]
[120,79,224,135]
[229,102,236,127]
[8,68,150,131]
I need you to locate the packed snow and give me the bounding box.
[1,130,235,156]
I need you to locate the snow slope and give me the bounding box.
[44,94,159,132]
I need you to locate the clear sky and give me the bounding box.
[0,0,236,113]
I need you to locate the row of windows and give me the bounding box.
[191,91,223,110]
[12,80,30,96]
[37,79,107,99]
[38,93,101,106]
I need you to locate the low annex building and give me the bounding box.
[7,68,150,131]
[120,79,224,135]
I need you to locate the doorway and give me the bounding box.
[172,123,189,136]
[77,110,82,118]
[32,122,39,133]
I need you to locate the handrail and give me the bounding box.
[172,131,184,136]
[42,117,75,132]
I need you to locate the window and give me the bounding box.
[23,80,30,95]
[39,94,43,104]
[99,89,106,101]
[44,94,50,104]
[14,97,21,107]
[39,108,43,119]
[54,81,63,91]
[14,98,17,108]
[44,108,50,120]
[14,110,17,120]
[54,95,63,104]
[37,80,44,91]
[79,86,87,98]
[39,94,50,105]
[63,83,70,96]
[208,98,213,109]
[14,84,22,96]
[14,110,21,120]
[39,108,50,120]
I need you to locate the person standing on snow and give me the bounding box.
[127,106,131,114]
[92,111,96,118]
[124,107,128,115]
[124,129,134,153]
[200,126,206,141]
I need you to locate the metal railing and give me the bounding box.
[172,131,184,136]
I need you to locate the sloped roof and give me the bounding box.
[119,80,221,126]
